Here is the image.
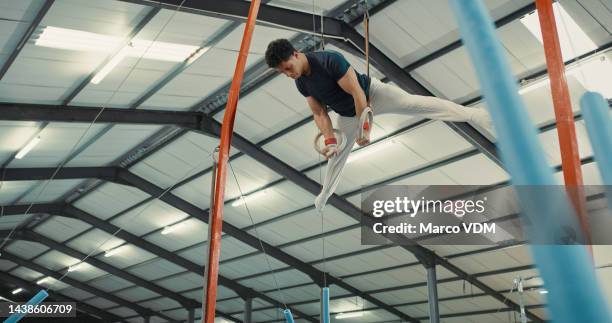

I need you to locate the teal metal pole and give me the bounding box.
[449,1,612,322]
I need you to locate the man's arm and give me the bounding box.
[337,67,368,120]
[337,67,370,145]
[307,96,334,139]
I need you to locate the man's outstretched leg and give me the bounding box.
[369,78,494,135]
[314,115,358,212]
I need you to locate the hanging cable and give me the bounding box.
[226,159,288,309]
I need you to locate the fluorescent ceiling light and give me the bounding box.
[35,26,202,84]
[15,136,40,159]
[35,26,122,52]
[11,288,23,295]
[91,50,126,84]
[161,221,185,235]
[539,289,549,294]
[520,3,596,61]
[335,312,364,319]
[347,140,397,164]
[36,277,49,285]
[231,190,268,207]
[104,246,122,258]
[67,262,84,272]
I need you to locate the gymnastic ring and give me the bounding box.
[358,106,374,141]
[313,129,347,158]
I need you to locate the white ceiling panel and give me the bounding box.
[89,274,135,293]
[7,122,105,167]
[281,227,370,263]
[0,0,41,22]
[156,271,203,292]
[9,265,44,281]
[539,120,593,167]
[0,121,40,162]
[59,286,95,300]
[219,236,257,261]
[561,0,612,46]
[215,23,296,55]
[33,216,92,242]
[0,180,37,204]
[186,44,253,79]
[0,214,30,230]
[66,124,162,166]
[262,120,321,169]
[239,268,312,291]
[146,217,208,250]
[266,283,323,305]
[324,246,417,278]
[61,262,108,282]
[0,259,16,271]
[73,182,149,220]
[130,132,218,188]
[127,258,185,281]
[0,83,67,104]
[371,285,429,306]
[437,154,509,185]
[362,0,532,67]
[34,275,71,290]
[110,199,189,236]
[251,206,357,247]
[1,0,148,103]
[139,297,181,311]
[264,0,345,14]
[219,253,286,279]
[224,183,312,227]
[32,249,79,271]
[107,306,139,318]
[115,286,160,303]
[260,75,312,116]
[65,228,125,255]
[84,297,118,310]
[17,179,83,204]
[4,240,48,259]
[136,9,228,45]
[97,244,156,269]
[235,89,307,136]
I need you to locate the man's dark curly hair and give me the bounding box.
[265,39,296,68]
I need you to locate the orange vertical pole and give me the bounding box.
[535,0,590,245]
[203,1,261,322]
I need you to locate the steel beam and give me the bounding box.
[1,251,169,321]
[0,103,216,134]
[244,297,253,323]
[115,169,418,322]
[0,271,125,322]
[17,230,199,309]
[425,263,440,323]
[225,264,537,316]
[0,166,118,181]
[59,205,298,322]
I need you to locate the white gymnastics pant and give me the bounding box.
[314,78,493,211]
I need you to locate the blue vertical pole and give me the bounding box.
[580,91,612,210]
[283,309,295,323]
[448,1,612,322]
[4,290,49,323]
[321,287,330,323]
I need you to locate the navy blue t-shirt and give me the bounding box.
[295,51,370,117]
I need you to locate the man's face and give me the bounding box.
[276,52,301,79]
